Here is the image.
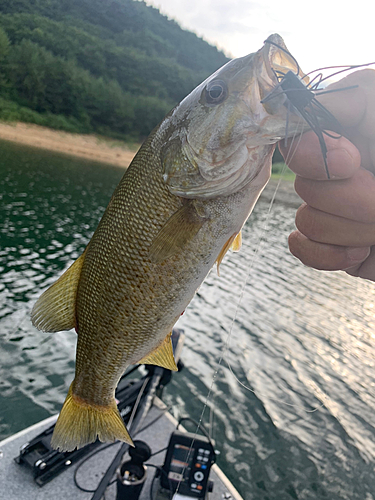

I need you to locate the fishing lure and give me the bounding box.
[261,38,374,179]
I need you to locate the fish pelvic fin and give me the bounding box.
[51,383,133,452]
[216,231,242,276]
[138,331,178,371]
[149,202,204,263]
[31,251,86,332]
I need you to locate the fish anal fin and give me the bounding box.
[216,231,242,276]
[31,251,86,333]
[149,203,204,263]
[51,384,133,452]
[138,332,178,371]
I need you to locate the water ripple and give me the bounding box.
[1,141,375,499]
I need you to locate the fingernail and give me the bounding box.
[346,247,370,263]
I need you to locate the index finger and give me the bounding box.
[279,131,361,180]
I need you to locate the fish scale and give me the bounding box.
[74,131,198,401]
[31,34,306,451]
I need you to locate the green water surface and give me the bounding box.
[1,139,375,500]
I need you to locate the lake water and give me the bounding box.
[1,139,375,500]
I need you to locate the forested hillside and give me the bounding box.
[0,0,229,139]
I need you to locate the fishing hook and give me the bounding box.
[263,40,375,179]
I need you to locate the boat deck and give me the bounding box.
[0,398,243,500]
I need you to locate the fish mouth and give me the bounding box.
[241,33,308,146]
[177,36,305,197]
[162,34,306,199]
[256,34,302,114]
[262,34,300,82]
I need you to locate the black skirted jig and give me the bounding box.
[261,38,374,179]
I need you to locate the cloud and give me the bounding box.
[146,0,264,37]
[145,0,375,72]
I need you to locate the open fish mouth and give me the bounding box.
[161,34,307,199]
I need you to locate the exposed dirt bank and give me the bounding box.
[0,121,138,168]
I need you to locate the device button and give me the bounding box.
[194,471,205,482]
[198,448,204,453]
[197,485,203,491]
[202,457,209,462]
[204,449,210,454]
[191,483,197,489]
[195,463,201,468]
[201,465,207,470]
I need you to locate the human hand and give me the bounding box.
[279,69,375,281]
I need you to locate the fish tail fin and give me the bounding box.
[51,383,133,452]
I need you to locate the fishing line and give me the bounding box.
[173,122,314,500]
[304,62,375,84]
[261,84,359,104]
[173,49,372,494]
[263,42,375,180]
[127,376,150,431]
[307,72,323,89]
[222,121,324,414]
[265,37,375,84]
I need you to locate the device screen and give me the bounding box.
[168,444,195,482]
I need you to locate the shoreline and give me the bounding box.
[0,121,301,207]
[0,121,138,168]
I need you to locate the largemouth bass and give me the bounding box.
[31,34,305,452]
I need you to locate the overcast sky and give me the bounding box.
[145,0,374,78]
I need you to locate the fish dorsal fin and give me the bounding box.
[216,231,242,275]
[31,252,86,332]
[138,332,178,371]
[149,202,204,263]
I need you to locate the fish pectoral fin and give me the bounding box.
[230,231,242,252]
[216,231,242,276]
[148,202,204,263]
[51,383,133,452]
[31,251,86,332]
[138,332,178,371]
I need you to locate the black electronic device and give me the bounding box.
[161,430,215,498]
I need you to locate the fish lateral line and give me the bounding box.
[31,34,328,453]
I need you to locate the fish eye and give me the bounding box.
[205,80,228,105]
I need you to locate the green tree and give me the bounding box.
[0,0,229,139]
[0,27,10,92]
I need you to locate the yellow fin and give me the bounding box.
[216,231,242,276]
[51,383,133,452]
[31,252,86,332]
[138,332,178,371]
[230,231,242,252]
[149,203,204,263]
